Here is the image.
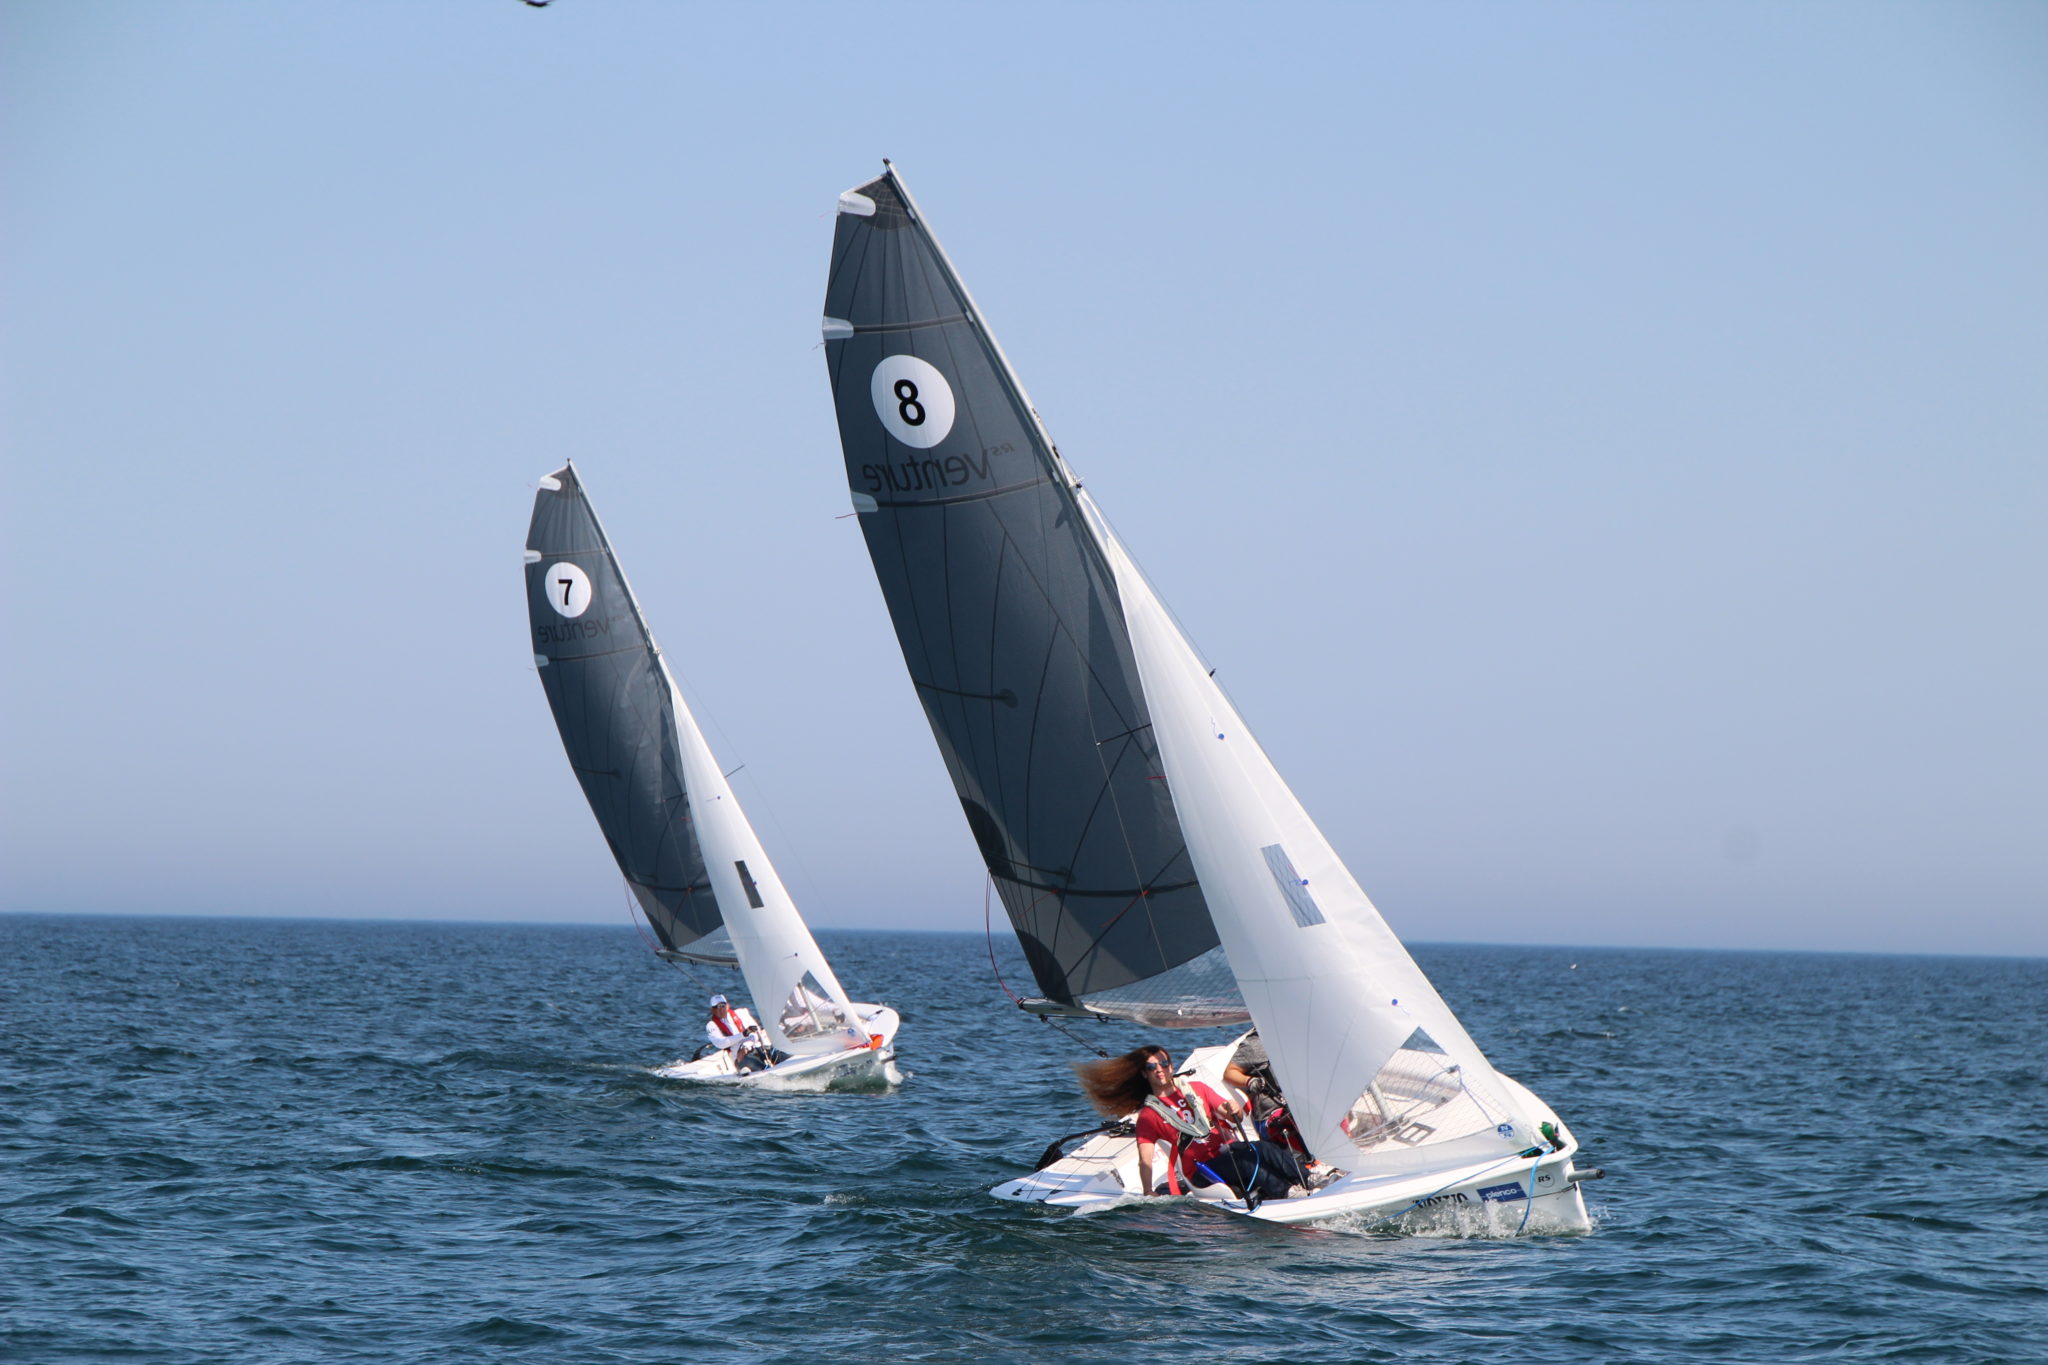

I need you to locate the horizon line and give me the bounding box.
[3,908,2041,964]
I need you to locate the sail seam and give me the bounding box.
[546,644,652,664]
[844,313,969,334]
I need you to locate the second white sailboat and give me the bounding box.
[525,462,900,1090]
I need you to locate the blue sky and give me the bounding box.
[4,2,2043,955]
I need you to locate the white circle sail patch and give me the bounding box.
[870,354,955,449]
[544,562,593,618]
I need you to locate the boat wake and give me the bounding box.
[1340,1199,1601,1240]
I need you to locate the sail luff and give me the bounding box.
[877,164,1082,494]
[565,459,664,665]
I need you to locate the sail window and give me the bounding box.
[1339,1028,1499,1157]
[735,860,765,910]
[779,971,851,1040]
[1261,844,1326,928]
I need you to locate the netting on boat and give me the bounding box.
[778,972,855,1041]
[1073,945,1248,1029]
[656,924,735,967]
[1339,1028,1513,1158]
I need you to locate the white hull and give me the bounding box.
[990,1038,1594,1233]
[653,1005,901,1091]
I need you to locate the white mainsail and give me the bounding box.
[664,675,868,1058]
[1088,497,1538,1177]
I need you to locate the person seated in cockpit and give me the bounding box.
[1223,1030,1312,1160]
[704,994,774,1073]
[1078,1045,1309,1208]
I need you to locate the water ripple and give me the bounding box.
[2,917,2043,1364]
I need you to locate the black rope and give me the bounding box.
[985,875,1111,1058]
[1037,1012,1112,1059]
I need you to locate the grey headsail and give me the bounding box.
[524,463,734,965]
[821,166,1243,1027]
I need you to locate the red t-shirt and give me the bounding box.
[1133,1081,1231,1180]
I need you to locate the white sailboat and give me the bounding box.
[524,462,900,1089]
[819,164,1596,1224]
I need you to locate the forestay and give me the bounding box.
[821,165,1242,1028]
[524,463,732,964]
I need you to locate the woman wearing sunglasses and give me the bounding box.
[1078,1044,1309,1208]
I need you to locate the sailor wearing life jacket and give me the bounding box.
[1120,1046,1310,1207]
[705,994,770,1071]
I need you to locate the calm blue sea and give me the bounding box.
[2,915,2043,1364]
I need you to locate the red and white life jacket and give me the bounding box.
[710,1007,759,1039]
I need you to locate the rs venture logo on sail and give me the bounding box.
[856,443,1014,496]
[855,355,1013,497]
[534,615,618,647]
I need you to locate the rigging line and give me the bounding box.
[983,872,1024,1006]
[1044,1015,1113,1059]
[985,875,1110,1059]
[624,886,719,997]
[623,880,661,954]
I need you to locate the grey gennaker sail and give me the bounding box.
[523,462,733,964]
[820,165,1241,1028]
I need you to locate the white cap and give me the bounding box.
[708,994,729,1008]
